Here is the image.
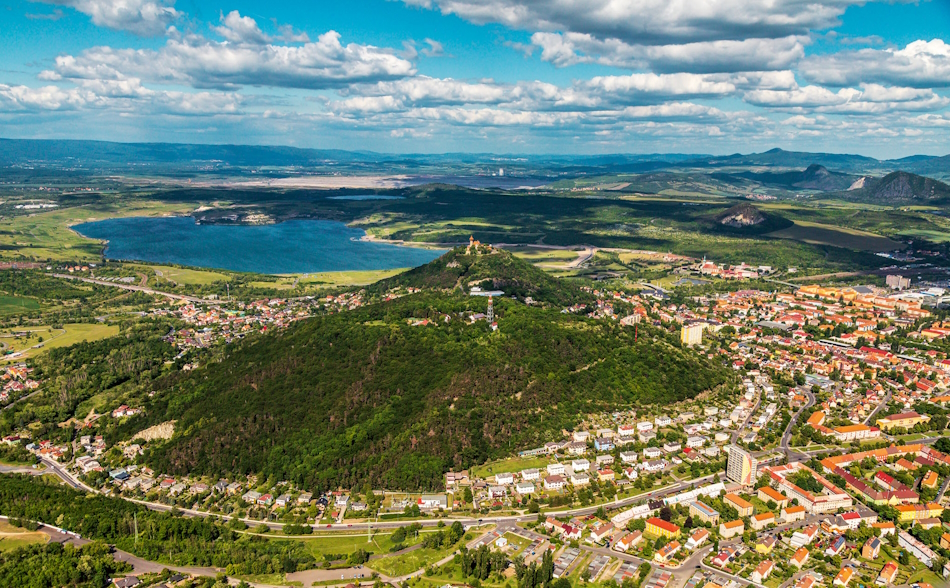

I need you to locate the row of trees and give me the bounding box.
[0,475,317,577]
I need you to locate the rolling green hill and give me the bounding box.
[135,292,730,492]
[370,246,592,306]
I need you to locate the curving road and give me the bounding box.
[52,274,212,305]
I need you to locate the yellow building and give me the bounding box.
[895,502,944,523]
[681,323,705,346]
[689,500,721,524]
[719,519,744,539]
[724,493,754,517]
[876,411,931,431]
[757,486,788,508]
[645,517,681,539]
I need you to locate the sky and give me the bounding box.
[1,0,949,158]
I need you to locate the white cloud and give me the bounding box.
[337,72,739,116]
[421,39,446,57]
[214,10,271,45]
[403,0,875,45]
[744,83,948,114]
[45,29,416,90]
[801,39,950,88]
[37,0,179,36]
[530,32,806,73]
[0,84,91,110]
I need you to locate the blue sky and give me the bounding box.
[1,0,949,158]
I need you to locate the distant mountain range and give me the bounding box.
[1,138,947,175]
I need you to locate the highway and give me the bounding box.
[52,274,213,304]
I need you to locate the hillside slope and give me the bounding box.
[371,246,592,307]
[136,294,730,491]
[842,171,950,203]
[714,164,858,192]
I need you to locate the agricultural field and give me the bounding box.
[897,229,950,243]
[766,221,905,252]
[0,295,41,315]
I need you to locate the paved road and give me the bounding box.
[781,390,815,462]
[52,274,212,304]
[732,389,762,444]
[864,389,892,425]
[1,389,40,411]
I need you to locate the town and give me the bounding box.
[4,257,950,588]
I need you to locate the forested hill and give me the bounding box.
[137,293,730,491]
[370,246,592,307]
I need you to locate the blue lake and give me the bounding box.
[327,195,404,201]
[73,217,445,274]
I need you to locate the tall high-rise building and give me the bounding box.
[681,323,705,346]
[726,445,758,486]
[886,275,910,290]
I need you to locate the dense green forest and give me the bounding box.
[128,290,730,491]
[0,475,315,576]
[0,321,178,440]
[0,541,130,588]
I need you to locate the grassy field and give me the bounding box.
[0,201,193,262]
[897,229,950,243]
[367,543,459,578]
[471,455,555,479]
[234,573,302,587]
[0,295,41,315]
[0,520,49,552]
[272,530,426,558]
[767,221,904,252]
[0,323,119,361]
[297,269,409,287]
[148,265,228,286]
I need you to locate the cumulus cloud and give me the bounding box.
[745,82,948,114]
[0,84,91,111]
[334,72,738,117]
[530,32,806,73]
[44,27,416,90]
[801,39,950,88]
[403,0,878,46]
[36,0,179,36]
[214,10,271,45]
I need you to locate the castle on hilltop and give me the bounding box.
[467,235,494,254]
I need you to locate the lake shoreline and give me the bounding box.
[72,217,447,276]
